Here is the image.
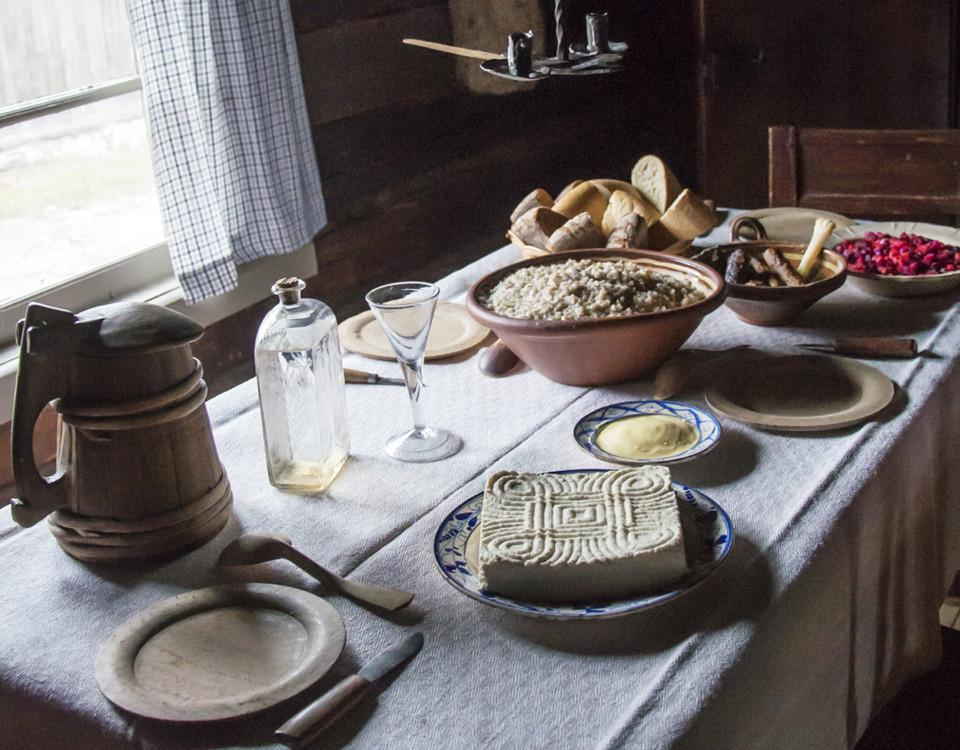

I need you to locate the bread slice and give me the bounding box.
[509,206,568,249]
[602,190,660,235]
[509,188,553,223]
[546,212,605,252]
[630,155,683,213]
[552,181,609,230]
[647,188,717,247]
[606,213,648,249]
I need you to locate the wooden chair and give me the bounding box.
[768,127,960,220]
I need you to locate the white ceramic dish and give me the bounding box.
[573,399,721,465]
[434,470,733,620]
[831,222,960,298]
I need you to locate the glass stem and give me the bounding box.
[401,356,426,432]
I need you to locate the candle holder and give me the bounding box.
[403,2,627,84]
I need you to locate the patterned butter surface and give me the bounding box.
[477,466,687,602]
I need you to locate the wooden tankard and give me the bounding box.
[10,302,232,563]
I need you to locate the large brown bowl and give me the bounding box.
[712,241,847,326]
[465,250,726,386]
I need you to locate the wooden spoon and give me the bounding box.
[219,533,414,611]
[402,38,503,61]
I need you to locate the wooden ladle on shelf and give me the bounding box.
[219,532,414,611]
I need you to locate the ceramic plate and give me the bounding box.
[573,399,721,465]
[95,583,345,721]
[339,302,489,360]
[737,207,856,243]
[830,222,960,297]
[434,470,733,620]
[705,353,895,432]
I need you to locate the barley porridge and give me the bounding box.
[480,258,705,321]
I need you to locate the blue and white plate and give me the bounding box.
[573,400,721,466]
[433,469,733,620]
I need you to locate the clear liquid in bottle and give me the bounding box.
[254,278,349,492]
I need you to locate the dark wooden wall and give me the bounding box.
[191,0,701,393]
[697,0,960,207]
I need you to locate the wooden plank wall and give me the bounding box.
[190,0,701,393]
[1,0,699,502]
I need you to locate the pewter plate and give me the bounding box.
[706,354,895,432]
[95,583,345,722]
[434,471,733,620]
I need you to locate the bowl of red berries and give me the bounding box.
[831,223,960,298]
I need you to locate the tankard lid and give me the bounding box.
[77,302,203,353]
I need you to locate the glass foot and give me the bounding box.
[385,426,462,463]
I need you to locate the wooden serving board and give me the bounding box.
[95,584,345,722]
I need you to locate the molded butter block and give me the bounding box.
[477,466,687,602]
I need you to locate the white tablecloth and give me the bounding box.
[2,217,960,750]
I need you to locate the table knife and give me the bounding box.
[344,368,405,386]
[276,632,424,748]
[795,337,917,359]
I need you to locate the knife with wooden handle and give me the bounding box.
[344,368,405,386]
[276,633,424,748]
[795,337,917,358]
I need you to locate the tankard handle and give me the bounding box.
[10,305,77,527]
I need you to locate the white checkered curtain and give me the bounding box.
[127,1,327,303]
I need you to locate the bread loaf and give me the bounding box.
[547,212,605,252]
[630,155,682,213]
[647,188,717,247]
[509,206,568,249]
[590,179,646,204]
[552,181,609,230]
[510,188,553,223]
[606,213,647,249]
[601,190,660,235]
[556,179,584,201]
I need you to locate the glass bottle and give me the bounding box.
[254,277,349,491]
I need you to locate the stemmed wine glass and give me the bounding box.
[365,282,463,462]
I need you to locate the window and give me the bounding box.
[0,0,168,339]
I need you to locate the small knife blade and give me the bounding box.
[359,632,423,681]
[276,633,424,748]
[344,368,405,386]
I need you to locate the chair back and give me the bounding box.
[768,127,960,219]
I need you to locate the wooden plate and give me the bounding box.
[737,207,855,243]
[339,301,489,360]
[95,583,345,721]
[830,222,960,298]
[705,354,895,431]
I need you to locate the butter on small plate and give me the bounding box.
[574,399,721,465]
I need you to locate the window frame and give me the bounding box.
[0,76,319,415]
[0,73,175,348]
